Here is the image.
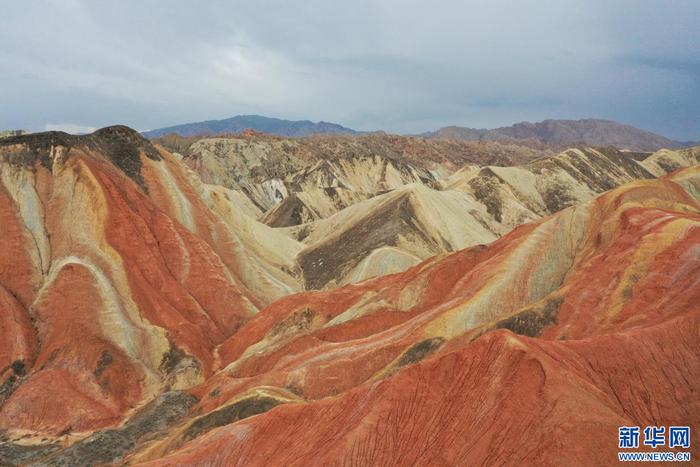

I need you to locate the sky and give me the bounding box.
[1,0,698,140]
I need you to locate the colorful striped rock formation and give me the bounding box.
[135,166,700,466]
[0,127,698,465]
[0,127,299,443]
[169,134,700,288]
[281,146,698,288]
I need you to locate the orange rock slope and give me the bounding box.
[0,127,698,465]
[0,127,298,437]
[141,167,700,465]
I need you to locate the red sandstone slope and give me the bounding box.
[0,127,299,438]
[137,166,700,466]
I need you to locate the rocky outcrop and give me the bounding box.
[293,183,498,288]
[444,147,659,231]
[285,146,699,288]
[639,145,700,176]
[178,135,700,290]
[176,132,551,218]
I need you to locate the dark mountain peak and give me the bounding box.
[0,125,149,150]
[0,125,161,188]
[93,124,146,140]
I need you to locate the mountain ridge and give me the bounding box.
[423,118,691,152]
[144,115,695,152]
[142,115,358,138]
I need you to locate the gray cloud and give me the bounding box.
[1,0,698,140]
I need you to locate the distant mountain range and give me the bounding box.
[142,115,358,138]
[143,115,694,152]
[422,118,692,152]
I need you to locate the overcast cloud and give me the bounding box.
[1,0,698,139]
